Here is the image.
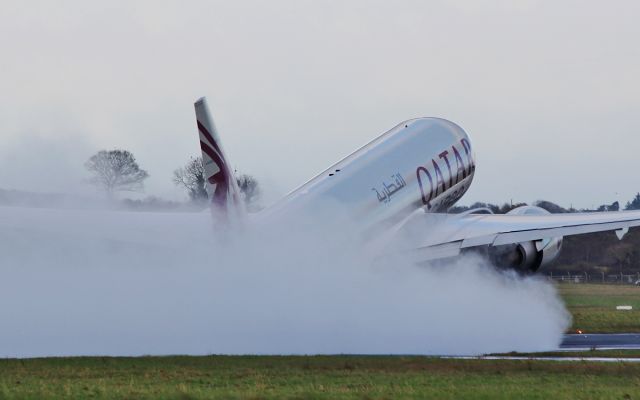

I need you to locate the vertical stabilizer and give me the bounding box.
[194,97,245,221]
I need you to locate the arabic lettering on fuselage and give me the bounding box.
[373,173,407,204]
[416,138,475,210]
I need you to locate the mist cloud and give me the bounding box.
[0,204,569,357]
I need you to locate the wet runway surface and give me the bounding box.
[442,334,640,363]
[447,355,640,362]
[561,333,640,350]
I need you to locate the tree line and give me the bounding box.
[84,149,260,209]
[450,197,640,214]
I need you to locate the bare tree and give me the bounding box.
[85,150,149,196]
[173,156,261,208]
[173,157,208,203]
[236,174,261,209]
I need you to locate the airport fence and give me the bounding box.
[548,271,640,285]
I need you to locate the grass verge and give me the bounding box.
[1,355,640,399]
[558,283,640,333]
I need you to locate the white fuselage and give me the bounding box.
[263,118,477,232]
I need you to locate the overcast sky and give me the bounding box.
[1,0,638,208]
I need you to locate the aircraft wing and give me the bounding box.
[392,210,640,261]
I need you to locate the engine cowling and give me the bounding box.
[488,206,563,273]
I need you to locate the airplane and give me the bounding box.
[195,97,640,273]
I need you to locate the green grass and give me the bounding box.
[558,283,640,333]
[1,355,640,399]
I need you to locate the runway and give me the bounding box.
[561,333,640,350]
[447,356,640,362]
[440,334,640,363]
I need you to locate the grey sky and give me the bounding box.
[1,0,638,208]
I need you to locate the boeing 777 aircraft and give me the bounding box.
[195,97,640,273]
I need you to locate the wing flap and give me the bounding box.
[414,241,462,260]
[461,234,497,248]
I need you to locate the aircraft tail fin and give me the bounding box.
[194,97,245,221]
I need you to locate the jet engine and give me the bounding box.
[488,206,563,273]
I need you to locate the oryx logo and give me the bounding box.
[198,121,231,209]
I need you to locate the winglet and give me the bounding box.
[195,97,245,222]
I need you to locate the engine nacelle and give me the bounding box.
[488,206,563,273]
